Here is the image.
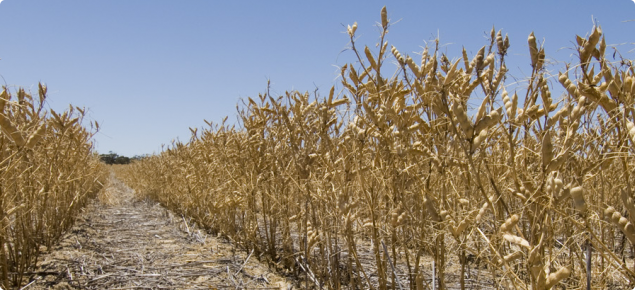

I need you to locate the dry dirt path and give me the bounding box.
[23,177,292,290]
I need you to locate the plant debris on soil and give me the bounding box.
[22,178,294,290]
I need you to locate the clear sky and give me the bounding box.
[0,1,633,157]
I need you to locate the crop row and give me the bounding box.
[121,8,635,289]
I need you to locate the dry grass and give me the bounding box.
[0,84,106,287]
[119,7,635,290]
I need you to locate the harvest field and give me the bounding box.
[3,5,635,290]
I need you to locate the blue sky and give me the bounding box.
[0,1,633,156]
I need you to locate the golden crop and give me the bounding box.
[121,8,635,290]
[0,84,106,287]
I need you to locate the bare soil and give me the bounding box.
[22,178,293,290]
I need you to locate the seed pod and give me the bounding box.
[473,116,491,137]
[542,131,553,169]
[406,56,421,78]
[554,178,563,194]
[0,113,25,147]
[453,220,468,237]
[381,6,388,30]
[510,92,519,120]
[570,186,586,213]
[540,82,552,111]
[483,53,496,68]
[559,73,579,98]
[545,176,555,197]
[504,35,510,50]
[0,90,8,112]
[530,108,547,120]
[597,35,606,58]
[391,45,402,62]
[475,96,489,124]
[474,201,489,224]
[491,108,502,123]
[499,251,523,265]
[492,64,506,90]
[608,212,635,245]
[624,76,634,94]
[462,47,471,73]
[500,214,519,233]
[593,72,605,88]
[347,22,358,37]
[628,121,635,143]
[365,46,377,71]
[503,234,530,249]
[471,128,488,151]
[536,48,545,71]
[496,30,505,54]
[25,123,46,149]
[464,77,482,96]
[502,89,518,120]
[474,108,502,135]
[544,267,571,289]
[444,59,461,87]
[585,26,602,53]
[474,46,485,72]
[528,32,539,68]
[407,123,421,132]
[547,106,569,128]
[516,191,527,201]
[605,206,616,221]
[485,64,495,86]
[452,101,473,138]
[329,98,349,108]
[612,211,622,224]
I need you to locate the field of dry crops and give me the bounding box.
[118,8,635,290]
[0,84,106,287]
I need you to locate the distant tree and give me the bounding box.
[115,155,130,164]
[99,151,132,165]
[99,152,117,164]
[131,154,148,162]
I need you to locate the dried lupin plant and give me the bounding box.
[119,7,635,290]
[0,85,106,288]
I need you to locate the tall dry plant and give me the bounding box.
[120,7,635,290]
[0,84,106,287]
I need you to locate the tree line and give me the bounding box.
[99,152,147,165]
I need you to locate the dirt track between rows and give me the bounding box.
[23,177,292,290]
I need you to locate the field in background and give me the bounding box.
[119,8,635,290]
[0,85,106,287]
